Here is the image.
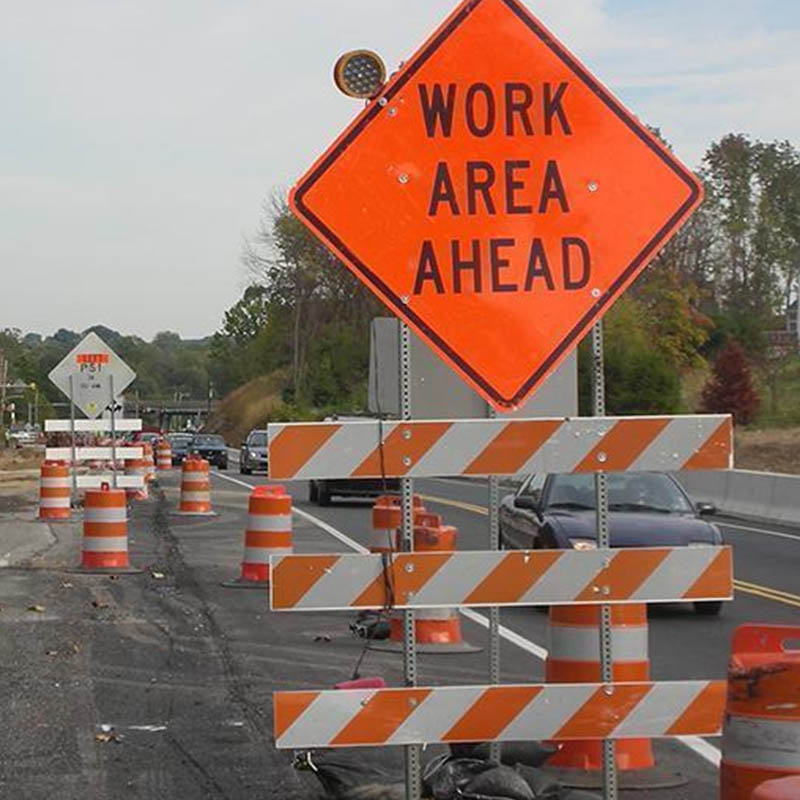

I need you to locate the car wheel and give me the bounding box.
[219,461,227,471]
[309,481,319,503]
[241,465,251,475]
[317,482,331,506]
[693,601,722,616]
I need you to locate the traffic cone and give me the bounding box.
[174,456,215,516]
[125,454,149,501]
[140,441,156,484]
[544,604,684,790]
[38,461,71,521]
[721,624,800,799]
[222,485,292,588]
[752,778,800,800]
[80,484,140,573]
[370,494,425,553]
[371,516,481,654]
[156,438,172,471]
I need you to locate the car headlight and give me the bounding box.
[569,538,597,550]
[250,450,259,458]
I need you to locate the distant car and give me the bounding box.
[7,424,40,447]
[189,434,228,469]
[168,433,194,465]
[133,431,162,447]
[499,471,723,616]
[239,429,268,475]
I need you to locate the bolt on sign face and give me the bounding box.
[289,0,703,410]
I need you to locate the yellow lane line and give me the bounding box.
[420,494,800,609]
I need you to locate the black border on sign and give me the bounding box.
[292,0,702,408]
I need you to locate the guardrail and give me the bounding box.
[676,469,800,526]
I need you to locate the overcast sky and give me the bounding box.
[2,0,799,341]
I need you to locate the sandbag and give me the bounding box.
[424,756,535,800]
[294,748,404,799]
[467,742,559,768]
[465,765,535,799]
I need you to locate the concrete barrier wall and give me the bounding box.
[676,470,800,526]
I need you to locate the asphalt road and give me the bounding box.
[1,459,797,799]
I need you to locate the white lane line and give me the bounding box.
[210,470,719,767]
[718,520,800,541]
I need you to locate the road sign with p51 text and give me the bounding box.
[48,332,136,419]
[289,0,703,410]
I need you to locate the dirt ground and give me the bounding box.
[735,427,800,475]
[0,446,43,472]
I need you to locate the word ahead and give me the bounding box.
[289,0,704,409]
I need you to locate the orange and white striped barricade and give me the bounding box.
[373,515,480,654]
[752,777,800,799]
[721,624,800,800]
[38,461,71,520]
[125,455,150,501]
[223,485,293,588]
[174,456,215,516]
[156,438,172,471]
[270,547,733,612]
[273,680,727,750]
[544,604,675,788]
[265,415,732,481]
[80,484,140,573]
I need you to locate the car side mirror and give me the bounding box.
[696,502,717,517]
[514,494,540,512]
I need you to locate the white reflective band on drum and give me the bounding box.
[181,492,210,502]
[82,537,128,552]
[723,716,800,768]
[413,608,459,621]
[245,547,293,563]
[39,497,70,508]
[548,625,648,662]
[84,507,127,523]
[613,681,706,737]
[247,514,292,532]
[40,478,70,488]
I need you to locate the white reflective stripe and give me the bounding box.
[387,686,485,745]
[39,497,70,508]
[78,475,144,489]
[517,418,613,474]
[631,416,731,471]
[40,477,71,488]
[280,690,379,749]
[500,684,597,740]
[723,716,800,769]
[244,546,292,563]
[45,419,142,432]
[84,507,127,523]
[548,625,648,662]
[410,423,498,477]
[247,514,292,532]
[181,492,210,503]
[46,447,143,461]
[632,547,723,601]
[81,537,128,552]
[295,422,386,480]
[293,558,365,610]
[520,550,599,604]
[411,551,501,606]
[613,681,705,737]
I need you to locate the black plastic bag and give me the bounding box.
[423,756,534,800]
[294,749,404,799]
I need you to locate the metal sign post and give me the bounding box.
[109,374,118,489]
[68,374,78,503]
[487,404,501,764]
[591,321,617,800]
[399,320,421,800]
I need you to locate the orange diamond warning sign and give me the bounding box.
[289,0,703,410]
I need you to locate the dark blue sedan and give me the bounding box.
[499,471,723,615]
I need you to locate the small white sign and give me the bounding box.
[48,332,136,419]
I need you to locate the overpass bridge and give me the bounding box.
[124,397,221,431]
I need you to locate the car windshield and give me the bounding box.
[192,435,224,446]
[248,433,267,447]
[544,473,692,513]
